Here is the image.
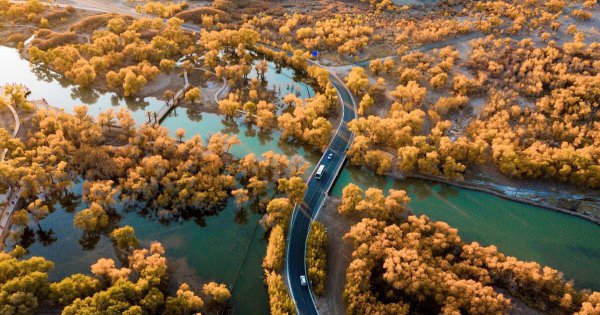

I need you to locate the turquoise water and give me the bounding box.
[0,45,321,313]
[162,109,320,162]
[21,180,270,314]
[248,59,315,100]
[0,46,163,124]
[332,166,600,291]
[1,42,599,315]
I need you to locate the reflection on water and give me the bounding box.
[2,43,321,314]
[185,108,203,122]
[3,42,599,315]
[0,46,163,125]
[18,182,272,314]
[162,111,321,165]
[332,165,600,291]
[248,58,315,101]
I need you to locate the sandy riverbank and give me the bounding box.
[397,171,600,226]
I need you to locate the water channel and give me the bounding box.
[0,45,598,315]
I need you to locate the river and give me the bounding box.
[0,44,598,315]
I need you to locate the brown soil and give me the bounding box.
[313,197,357,315]
[187,68,224,105]
[0,5,97,48]
[0,26,35,47]
[13,103,43,141]
[140,69,187,100]
[494,287,547,315]
[178,101,221,118]
[465,164,600,222]
[0,106,16,133]
[315,197,568,315]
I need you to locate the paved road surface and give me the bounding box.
[15,2,359,313]
[285,71,356,315]
[0,100,21,239]
[255,43,358,315]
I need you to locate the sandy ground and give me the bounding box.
[177,68,225,114]
[392,0,435,5]
[496,288,547,315]
[313,197,356,315]
[140,70,187,99]
[0,26,35,47]
[327,22,600,222]
[0,3,97,45]
[12,101,47,141]
[0,106,16,133]
[189,69,223,102]
[57,0,212,16]
[315,196,563,315]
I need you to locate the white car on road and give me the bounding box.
[300,275,307,286]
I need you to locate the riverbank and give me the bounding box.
[0,41,323,314]
[0,99,273,313]
[0,97,131,247]
[331,165,600,291]
[1,4,596,314]
[396,171,600,226]
[315,194,554,315]
[343,136,600,226]
[315,195,561,315]
[3,12,187,104]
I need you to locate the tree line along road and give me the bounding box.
[285,69,357,315]
[12,1,359,312]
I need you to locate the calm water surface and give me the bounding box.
[0,46,163,124]
[332,166,600,291]
[1,44,598,315]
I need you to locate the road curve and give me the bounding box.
[283,59,357,314]
[252,44,357,315]
[0,102,21,238]
[20,1,358,312]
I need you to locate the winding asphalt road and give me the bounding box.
[21,1,358,313]
[0,102,21,239]
[282,65,356,314]
[253,42,357,314]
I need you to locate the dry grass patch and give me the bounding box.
[43,6,75,22]
[69,13,122,32]
[30,30,80,50]
[6,32,28,43]
[174,7,230,24]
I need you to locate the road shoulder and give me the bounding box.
[313,196,359,315]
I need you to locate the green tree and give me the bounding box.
[49,274,101,305]
[110,225,140,252]
[0,246,54,315]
